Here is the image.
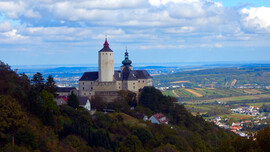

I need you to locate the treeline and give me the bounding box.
[1,60,270,152]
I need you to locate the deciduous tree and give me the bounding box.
[0,95,28,144]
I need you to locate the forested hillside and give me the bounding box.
[1,60,270,152]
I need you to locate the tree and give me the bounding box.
[31,72,44,92]
[133,128,153,144]
[91,95,107,111]
[256,125,270,152]
[45,75,57,97]
[117,90,137,107]
[15,125,38,149]
[40,90,59,114]
[124,135,143,152]
[68,91,80,109]
[139,87,174,113]
[154,144,178,152]
[0,95,28,144]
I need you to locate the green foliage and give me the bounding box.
[93,112,114,129]
[124,135,143,152]
[256,125,270,152]
[31,72,45,92]
[15,125,38,150]
[68,91,80,109]
[117,90,137,107]
[139,87,175,113]
[45,75,57,97]
[133,127,153,144]
[1,143,29,152]
[90,129,112,150]
[0,95,28,134]
[3,60,270,152]
[40,90,59,114]
[91,95,107,111]
[153,144,178,152]
[259,104,270,113]
[62,135,94,152]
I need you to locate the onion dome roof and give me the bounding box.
[122,49,132,66]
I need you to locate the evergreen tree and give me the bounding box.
[45,75,57,97]
[31,72,44,92]
[68,91,79,109]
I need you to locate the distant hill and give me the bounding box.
[153,67,270,88]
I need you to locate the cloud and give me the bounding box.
[0,21,11,32]
[165,26,195,33]
[0,0,270,53]
[140,44,184,49]
[0,1,40,19]
[241,7,270,32]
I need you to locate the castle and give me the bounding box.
[78,38,152,101]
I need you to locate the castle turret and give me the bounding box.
[121,49,133,71]
[98,37,114,82]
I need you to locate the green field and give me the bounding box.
[163,88,270,102]
[246,102,270,107]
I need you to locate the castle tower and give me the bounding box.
[98,37,114,82]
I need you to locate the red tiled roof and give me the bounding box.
[153,113,169,124]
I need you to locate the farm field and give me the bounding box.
[163,88,270,102]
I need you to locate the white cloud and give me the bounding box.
[149,0,200,7]
[165,26,195,33]
[140,44,184,49]
[215,43,222,48]
[241,7,270,32]
[0,0,269,50]
[0,21,11,32]
[0,1,40,19]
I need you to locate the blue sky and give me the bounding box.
[0,0,270,66]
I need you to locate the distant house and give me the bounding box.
[149,113,169,124]
[78,97,91,111]
[56,87,77,96]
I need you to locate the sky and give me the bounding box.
[0,0,270,66]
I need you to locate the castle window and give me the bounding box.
[110,53,111,56]
[84,93,86,95]
[133,83,135,85]
[133,86,135,89]
[106,53,107,55]
[138,80,140,83]
[91,87,93,89]
[119,87,120,89]
[143,80,144,83]
[83,82,84,85]
[103,53,104,55]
